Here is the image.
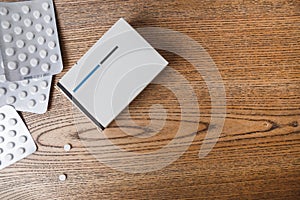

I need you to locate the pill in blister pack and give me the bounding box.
[0,0,63,81]
[0,54,52,114]
[0,105,37,170]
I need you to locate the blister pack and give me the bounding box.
[0,53,52,114]
[0,105,37,170]
[0,0,63,81]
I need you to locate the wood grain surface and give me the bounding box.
[1,0,300,199]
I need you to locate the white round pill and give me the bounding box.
[8,130,17,137]
[38,36,45,45]
[44,15,52,23]
[19,91,28,99]
[0,148,3,154]
[22,5,30,14]
[18,148,26,154]
[46,28,54,36]
[28,45,37,53]
[5,48,14,56]
[26,31,34,40]
[39,94,47,102]
[28,100,36,108]
[0,7,8,16]
[12,13,21,21]
[0,113,5,120]
[20,67,30,75]
[9,118,17,126]
[0,136,4,143]
[50,54,58,63]
[24,18,32,27]
[30,85,38,94]
[22,80,30,86]
[40,80,48,88]
[0,75,5,83]
[9,82,18,91]
[0,88,6,96]
[18,53,27,62]
[42,2,50,10]
[48,41,56,49]
[59,174,67,181]
[16,39,25,48]
[41,63,50,72]
[35,23,43,32]
[8,118,18,126]
[5,154,13,161]
[7,61,17,70]
[19,135,27,143]
[6,96,16,104]
[1,20,10,29]
[14,26,23,35]
[6,142,15,149]
[39,50,48,58]
[30,58,39,67]
[3,34,12,42]
[0,125,4,132]
[33,10,41,19]
[64,144,72,151]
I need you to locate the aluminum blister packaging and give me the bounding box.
[0,54,52,114]
[0,0,63,81]
[0,105,37,170]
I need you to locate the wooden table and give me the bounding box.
[1,0,299,199]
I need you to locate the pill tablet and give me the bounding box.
[3,34,12,43]
[59,174,67,181]
[64,144,72,152]
[21,5,30,14]
[0,7,8,16]
[50,54,58,63]
[48,41,56,49]
[1,21,10,29]
[16,40,25,48]
[6,96,16,104]
[0,105,37,170]
[46,28,54,36]
[24,18,32,27]
[8,83,18,91]
[7,62,17,70]
[33,10,41,19]
[26,31,34,40]
[11,13,20,21]
[44,15,51,23]
[18,53,27,62]
[41,63,50,72]
[5,48,14,56]
[42,2,50,11]
[35,24,43,32]
[14,26,22,35]
[20,67,30,75]
[28,45,36,53]
[39,50,48,58]
[30,58,39,67]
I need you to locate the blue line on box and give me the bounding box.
[73,64,101,92]
[73,46,119,93]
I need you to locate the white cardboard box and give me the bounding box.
[58,18,168,129]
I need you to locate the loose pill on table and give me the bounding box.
[64,144,72,152]
[59,174,67,181]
